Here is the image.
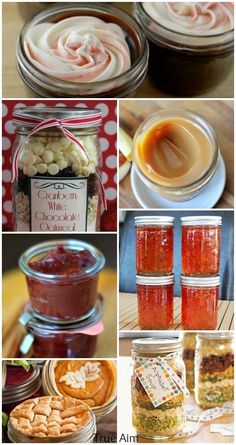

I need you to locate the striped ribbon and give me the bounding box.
[11,113,107,209]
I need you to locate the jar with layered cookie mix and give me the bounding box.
[12,107,103,232]
[195,333,234,409]
[131,338,188,439]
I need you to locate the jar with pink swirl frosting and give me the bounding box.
[16,3,149,98]
[133,2,234,96]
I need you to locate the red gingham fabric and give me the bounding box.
[2,100,117,231]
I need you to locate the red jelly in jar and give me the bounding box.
[181,275,220,330]
[135,216,174,274]
[181,216,222,275]
[136,274,174,329]
[19,240,105,322]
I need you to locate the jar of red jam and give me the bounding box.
[181,275,220,330]
[135,216,174,275]
[136,274,174,329]
[2,361,42,415]
[19,297,104,358]
[19,239,105,322]
[181,216,222,275]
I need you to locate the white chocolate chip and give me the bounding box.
[48,163,59,175]
[42,150,54,164]
[32,142,44,155]
[23,165,37,176]
[58,160,68,170]
[22,152,36,165]
[54,152,64,162]
[37,163,48,174]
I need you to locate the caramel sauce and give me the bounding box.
[136,117,214,187]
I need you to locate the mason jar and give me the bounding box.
[19,239,105,322]
[181,216,222,275]
[131,337,187,439]
[16,3,149,98]
[182,333,196,391]
[12,107,104,232]
[133,2,234,96]
[195,333,234,409]
[135,216,174,274]
[133,109,219,201]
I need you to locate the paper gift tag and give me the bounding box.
[135,362,180,407]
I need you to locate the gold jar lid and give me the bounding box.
[132,337,183,355]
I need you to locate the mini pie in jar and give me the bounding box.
[16,3,149,97]
[19,239,105,322]
[133,109,219,202]
[133,2,234,96]
[195,333,234,409]
[181,275,220,330]
[181,216,222,275]
[42,360,117,420]
[135,216,174,274]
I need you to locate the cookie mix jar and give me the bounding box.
[19,239,105,322]
[42,360,117,421]
[19,297,104,358]
[135,216,174,274]
[16,3,148,98]
[182,333,196,391]
[12,106,104,232]
[133,2,234,96]
[131,338,188,439]
[136,274,174,329]
[195,333,234,409]
[181,216,222,275]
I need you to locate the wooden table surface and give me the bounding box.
[118,356,234,443]
[119,100,234,209]
[2,268,117,358]
[119,293,234,331]
[2,3,234,98]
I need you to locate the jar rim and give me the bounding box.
[136,274,175,285]
[17,2,149,96]
[2,363,41,404]
[181,216,222,226]
[133,108,219,193]
[134,216,174,226]
[197,332,234,340]
[132,337,182,354]
[18,239,105,282]
[181,275,220,287]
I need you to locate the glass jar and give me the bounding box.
[18,3,54,22]
[12,107,103,232]
[195,333,234,409]
[182,333,196,391]
[2,362,42,415]
[133,3,234,96]
[181,216,222,275]
[135,216,174,274]
[16,3,149,98]
[42,360,117,422]
[136,275,174,329]
[19,296,104,358]
[181,275,220,330]
[19,239,105,322]
[131,337,187,439]
[7,398,96,443]
[133,109,219,202]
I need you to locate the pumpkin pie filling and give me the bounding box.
[52,360,116,408]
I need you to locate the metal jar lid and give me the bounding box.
[134,216,174,226]
[136,274,175,285]
[132,337,182,354]
[13,107,102,129]
[2,363,41,404]
[181,216,222,226]
[181,275,220,287]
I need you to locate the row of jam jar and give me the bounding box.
[135,215,222,330]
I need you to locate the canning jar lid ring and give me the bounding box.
[132,337,182,354]
[136,274,175,285]
[181,216,222,226]
[13,107,102,129]
[181,275,220,286]
[197,332,234,340]
[2,363,41,403]
[18,239,105,282]
[134,216,174,225]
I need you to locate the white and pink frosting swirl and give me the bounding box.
[24,16,131,82]
[143,2,234,35]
